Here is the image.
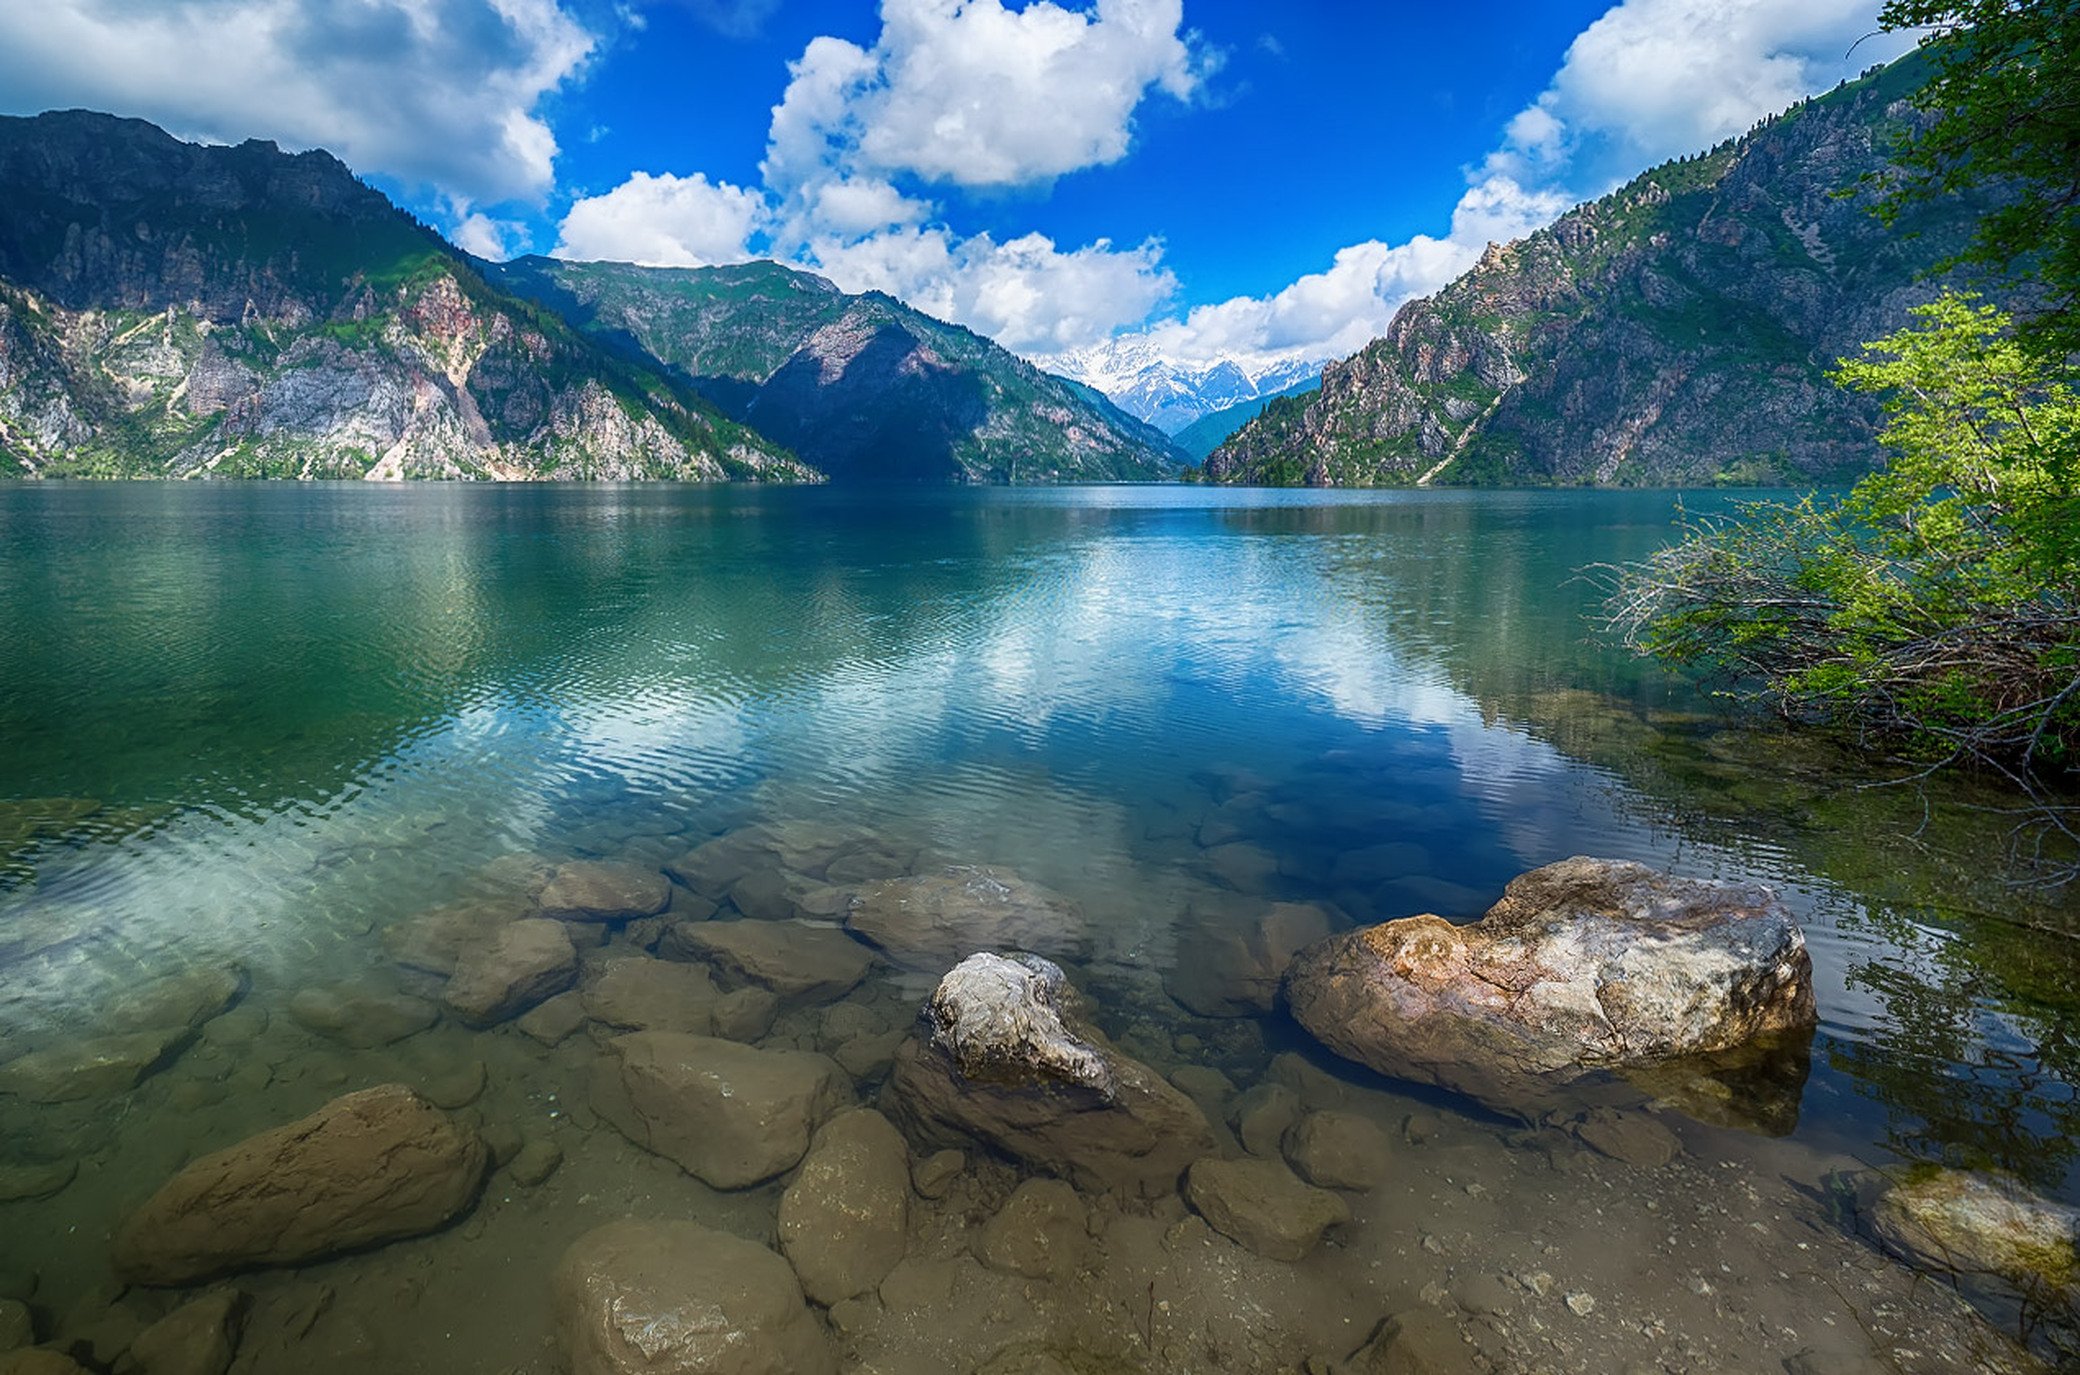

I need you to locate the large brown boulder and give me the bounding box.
[555,1220,834,1375]
[113,1085,486,1285]
[845,868,1086,971]
[885,953,1215,1197]
[776,1109,911,1305]
[590,1033,849,1189]
[1283,857,1815,1116]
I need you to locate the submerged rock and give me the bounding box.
[664,920,874,1003]
[777,1109,911,1305]
[118,1288,245,1375]
[1570,1108,1681,1168]
[113,1085,486,1285]
[845,868,1087,971]
[0,1161,75,1203]
[101,965,246,1036]
[977,1178,1088,1279]
[1164,899,1333,1017]
[591,1032,849,1188]
[1283,856,1816,1116]
[1859,1167,2080,1297]
[285,984,438,1048]
[441,918,577,1027]
[537,861,670,924]
[0,1027,192,1103]
[382,896,531,977]
[1184,1156,1348,1261]
[555,1219,834,1375]
[582,958,777,1042]
[885,953,1215,1197]
[1283,1111,1393,1191]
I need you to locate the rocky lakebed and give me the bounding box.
[0,820,2070,1375]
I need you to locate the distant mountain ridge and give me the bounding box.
[483,257,1180,483]
[0,111,808,481]
[1172,379,1322,463]
[1210,54,2004,488]
[1041,338,1324,434]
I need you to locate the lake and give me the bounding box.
[0,482,2074,1374]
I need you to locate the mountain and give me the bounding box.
[1209,55,2002,488]
[481,257,1182,484]
[1172,378,1322,463]
[0,111,814,481]
[1041,338,1325,434]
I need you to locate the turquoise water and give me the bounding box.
[0,482,2074,1373]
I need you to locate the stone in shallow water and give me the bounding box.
[977,1178,1087,1280]
[100,965,246,1035]
[1859,1167,2080,1297]
[381,896,533,977]
[1283,856,1816,1118]
[844,868,1087,971]
[582,958,778,1042]
[119,1287,245,1375]
[1570,1108,1680,1168]
[1229,1083,1303,1159]
[591,1032,849,1189]
[514,991,587,1046]
[509,1138,563,1188]
[0,1027,192,1103]
[113,1085,486,1286]
[1184,1156,1348,1262]
[777,1109,911,1305]
[1283,1111,1393,1191]
[1164,900,1333,1018]
[663,919,873,1003]
[555,1220,834,1375]
[441,918,577,1027]
[0,1161,74,1203]
[0,1351,91,1374]
[285,984,438,1048]
[1332,1309,1480,1374]
[0,1300,28,1351]
[537,861,670,923]
[886,953,1215,1197]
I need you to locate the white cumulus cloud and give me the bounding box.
[554,170,769,267]
[1066,0,1905,376]
[0,0,595,206]
[765,0,1203,193]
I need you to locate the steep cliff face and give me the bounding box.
[1210,55,2001,488]
[0,112,813,481]
[485,258,1182,483]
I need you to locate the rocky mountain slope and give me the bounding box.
[0,112,812,481]
[483,257,1181,483]
[1042,338,1323,433]
[1209,55,2001,487]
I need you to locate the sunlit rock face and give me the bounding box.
[885,952,1216,1196]
[1284,856,1816,1123]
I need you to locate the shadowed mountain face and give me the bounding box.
[0,112,811,482]
[484,257,1183,484]
[1210,54,2009,488]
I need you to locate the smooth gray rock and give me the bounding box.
[286,984,437,1048]
[886,953,1215,1197]
[537,861,671,923]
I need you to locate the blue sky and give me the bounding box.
[0,1,1911,372]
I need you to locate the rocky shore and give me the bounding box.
[0,832,2062,1374]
